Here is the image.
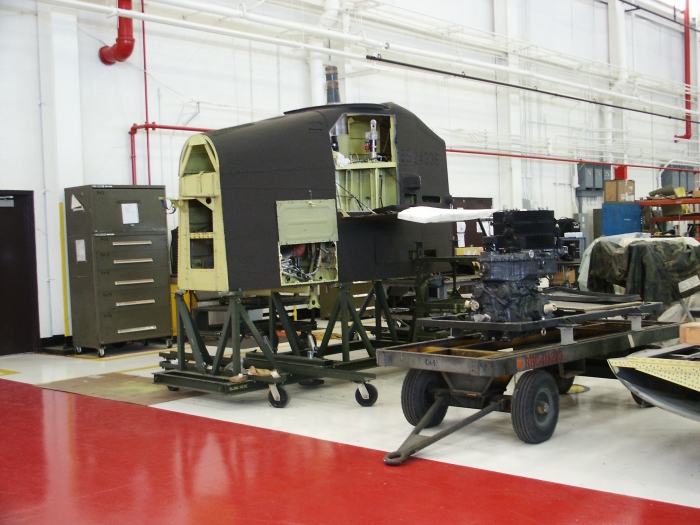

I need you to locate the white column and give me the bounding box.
[606,0,628,164]
[493,0,523,210]
[36,5,85,338]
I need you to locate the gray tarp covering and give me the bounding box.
[588,240,700,305]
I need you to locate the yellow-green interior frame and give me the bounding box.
[176,134,229,292]
[334,114,398,212]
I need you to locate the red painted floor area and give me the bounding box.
[1,379,698,525]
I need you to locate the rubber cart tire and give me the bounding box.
[512,370,559,444]
[401,369,448,428]
[552,374,575,395]
[269,386,290,408]
[355,383,378,407]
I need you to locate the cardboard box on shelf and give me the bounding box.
[604,179,635,202]
[680,322,700,344]
[551,269,576,286]
[648,185,688,215]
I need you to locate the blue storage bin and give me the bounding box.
[602,203,642,236]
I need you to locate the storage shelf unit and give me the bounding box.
[65,185,172,350]
[638,198,700,228]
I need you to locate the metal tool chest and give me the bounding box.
[65,185,172,355]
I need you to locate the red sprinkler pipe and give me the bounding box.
[445,148,700,174]
[675,0,692,140]
[99,0,135,65]
[129,123,213,185]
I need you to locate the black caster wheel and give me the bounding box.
[268,386,290,408]
[97,347,106,358]
[75,346,82,355]
[167,386,180,392]
[401,369,448,427]
[511,370,559,444]
[165,338,173,349]
[355,383,378,407]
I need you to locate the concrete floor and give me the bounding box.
[1,346,699,524]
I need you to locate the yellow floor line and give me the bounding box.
[117,365,163,374]
[70,350,163,361]
[0,369,19,376]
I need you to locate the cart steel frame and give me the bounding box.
[154,283,400,407]
[376,302,679,465]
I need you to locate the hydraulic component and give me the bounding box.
[472,210,559,340]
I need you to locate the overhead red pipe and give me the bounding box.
[129,123,213,184]
[98,0,135,65]
[446,147,700,174]
[128,132,700,185]
[675,0,692,140]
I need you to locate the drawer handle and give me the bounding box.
[117,325,157,334]
[114,279,155,286]
[116,299,156,307]
[113,240,153,246]
[114,258,153,264]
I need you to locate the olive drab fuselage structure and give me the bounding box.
[175,102,453,293]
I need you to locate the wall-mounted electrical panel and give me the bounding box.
[576,163,612,197]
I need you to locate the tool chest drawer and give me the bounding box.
[97,287,170,313]
[94,248,169,271]
[97,306,171,344]
[96,266,170,291]
[65,185,173,350]
[93,234,167,252]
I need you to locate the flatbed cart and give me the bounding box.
[376,299,679,465]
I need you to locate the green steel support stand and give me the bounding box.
[270,292,304,356]
[173,291,280,376]
[233,293,280,371]
[268,296,279,351]
[348,282,398,343]
[318,283,377,361]
[175,291,211,374]
[374,282,398,342]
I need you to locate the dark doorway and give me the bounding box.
[0,192,40,355]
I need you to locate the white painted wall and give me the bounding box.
[0,0,698,338]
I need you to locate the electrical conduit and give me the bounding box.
[39,0,698,120]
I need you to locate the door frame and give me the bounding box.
[0,190,40,353]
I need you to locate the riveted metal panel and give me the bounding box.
[277,199,338,245]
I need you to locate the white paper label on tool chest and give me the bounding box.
[121,202,139,224]
[75,239,86,262]
[679,275,700,293]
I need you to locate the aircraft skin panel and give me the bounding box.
[179,103,453,292]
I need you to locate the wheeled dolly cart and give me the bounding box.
[154,283,400,407]
[376,299,679,465]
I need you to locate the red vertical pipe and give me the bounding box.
[130,126,137,184]
[676,0,692,140]
[98,0,135,65]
